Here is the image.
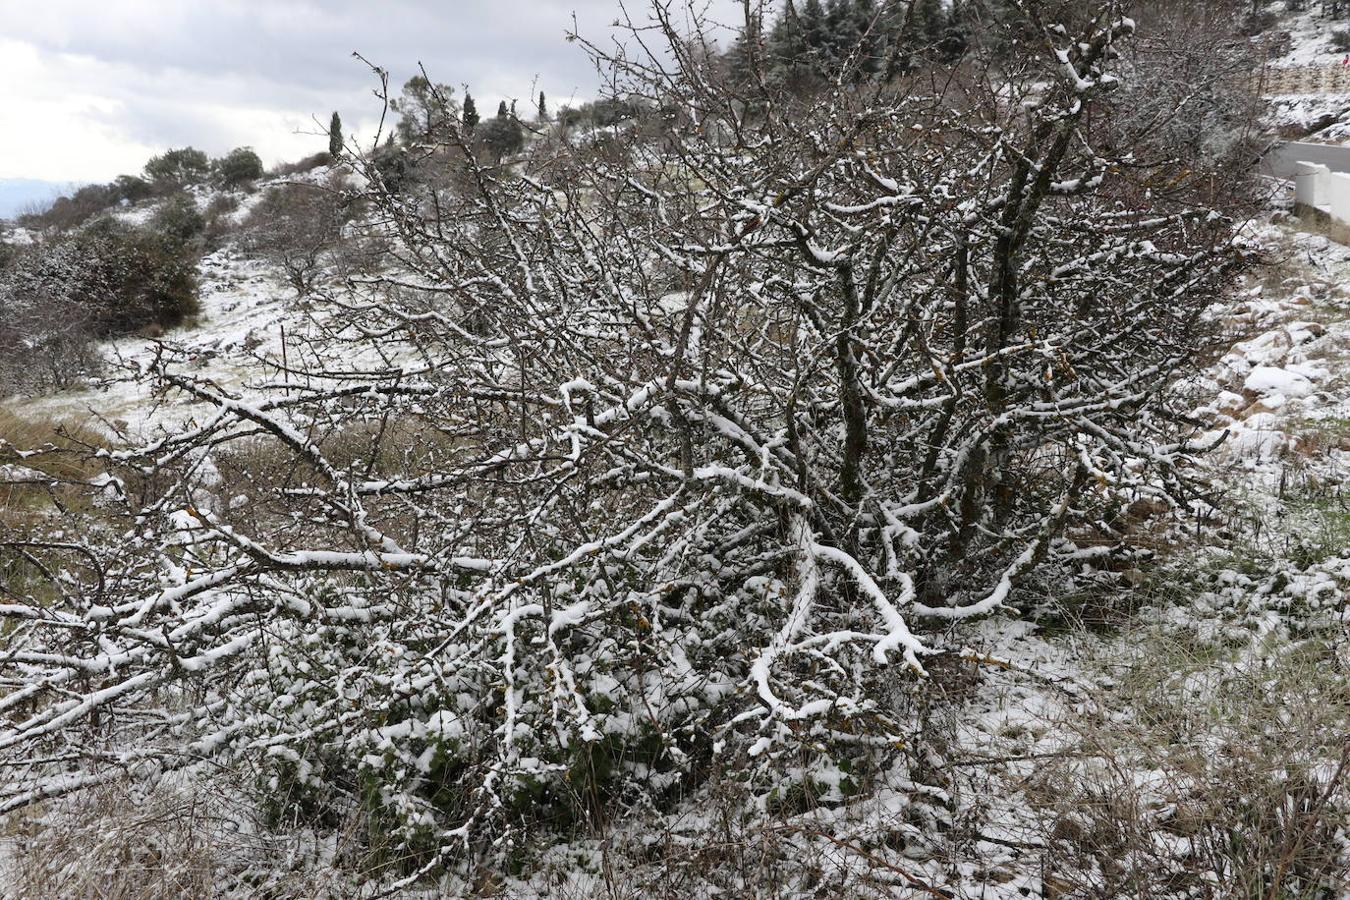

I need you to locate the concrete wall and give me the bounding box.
[1293,161,1350,225]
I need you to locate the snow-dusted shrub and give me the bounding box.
[0,217,201,392]
[1,217,200,338]
[242,180,351,296]
[0,0,1256,879]
[149,194,206,246]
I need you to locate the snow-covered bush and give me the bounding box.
[0,216,203,392]
[0,0,1256,879]
[1,216,200,337]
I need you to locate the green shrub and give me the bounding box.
[149,194,206,245]
[213,146,265,189]
[144,147,210,187]
[113,174,153,204]
[477,116,524,161]
[2,217,199,337]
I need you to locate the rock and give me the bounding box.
[1244,366,1314,399]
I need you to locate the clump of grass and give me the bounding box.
[0,406,107,520]
[1290,415,1350,456]
[1231,482,1350,573]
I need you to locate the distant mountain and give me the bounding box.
[0,178,81,220]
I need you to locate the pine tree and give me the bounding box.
[391,76,458,145]
[497,100,509,119]
[801,0,829,61]
[942,0,971,59]
[825,0,852,65]
[328,111,343,158]
[537,91,548,121]
[463,93,479,132]
[726,9,765,87]
[851,0,881,78]
[913,0,947,50]
[768,2,814,91]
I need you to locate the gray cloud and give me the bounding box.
[0,0,747,182]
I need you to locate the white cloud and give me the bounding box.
[0,0,748,184]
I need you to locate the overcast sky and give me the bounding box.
[0,0,744,189]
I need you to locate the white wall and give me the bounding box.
[1294,161,1350,224]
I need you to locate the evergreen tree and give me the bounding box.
[497,100,509,119]
[942,0,971,59]
[143,147,210,186]
[463,93,479,132]
[801,0,829,61]
[480,115,523,161]
[391,76,457,144]
[825,0,853,64]
[912,0,947,52]
[726,9,766,87]
[328,112,343,158]
[851,0,882,78]
[768,2,815,91]
[213,147,265,188]
[537,91,548,121]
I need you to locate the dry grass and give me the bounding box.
[0,405,107,522]
[2,781,367,900]
[1291,207,1350,251]
[1022,631,1350,898]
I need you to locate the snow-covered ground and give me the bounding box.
[912,220,1350,895]
[3,112,1348,900]
[1264,3,1350,140]
[1270,4,1349,69]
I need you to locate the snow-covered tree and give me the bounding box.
[0,0,1255,877]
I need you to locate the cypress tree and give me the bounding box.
[463,93,479,132]
[328,111,343,158]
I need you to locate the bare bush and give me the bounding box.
[0,0,1258,883]
[0,294,102,394]
[268,152,332,178]
[243,178,351,296]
